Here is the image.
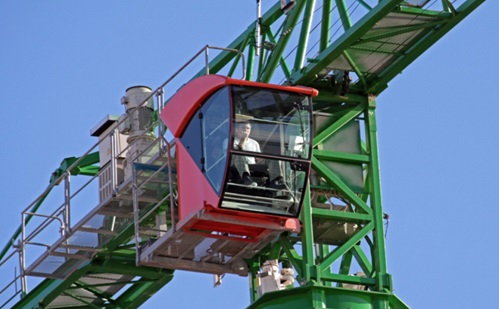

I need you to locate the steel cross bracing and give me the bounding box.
[193,0,484,308]
[200,0,483,94]
[0,0,485,308]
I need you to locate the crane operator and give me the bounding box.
[233,121,261,186]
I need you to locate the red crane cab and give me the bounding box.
[140,75,317,275]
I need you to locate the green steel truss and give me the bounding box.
[0,0,484,308]
[195,0,484,308]
[12,254,174,309]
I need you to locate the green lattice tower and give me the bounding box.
[197,0,485,308]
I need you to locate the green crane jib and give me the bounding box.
[0,1,484,308]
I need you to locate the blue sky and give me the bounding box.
[0,1,497,308]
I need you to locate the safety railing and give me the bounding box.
[0,45,243,307]
[0,247,23,309]
[130,136,177,265]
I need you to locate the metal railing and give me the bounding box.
[0,45,243,307]
[0,248,23,309]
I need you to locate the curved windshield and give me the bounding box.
[220,85,313,217]
[231,85,312,159]
[202,87,230,193]
[179,87,230,195]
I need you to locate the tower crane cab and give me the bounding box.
[139,75,317,275]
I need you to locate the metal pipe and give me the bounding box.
[205,46,210,75]
[111,130,118,194]
[206,45,246,80]
[18,240,27,294]
[132,165,140,265]
[156,88,166,152]
[165,138,177,231]
[256,0,262,56]
[64,172,71,236]
[22,212,64,243]
[157,88,165,137]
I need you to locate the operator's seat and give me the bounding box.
[248,163,269,182]
[226,163,269,193]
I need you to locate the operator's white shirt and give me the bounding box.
[234,138,261,164]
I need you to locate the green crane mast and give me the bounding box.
[0,1,484,308]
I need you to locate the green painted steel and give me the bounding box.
[12,255,174,309]
[246,285,408,309]
[190,1,484,308]
[2,0,485,308]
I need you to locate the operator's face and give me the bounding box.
[238,124,251,139]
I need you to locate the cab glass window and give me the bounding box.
[231,86,312,159]
[202,87,230,193]
[179,87,230,195]
[220,85,312,217]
